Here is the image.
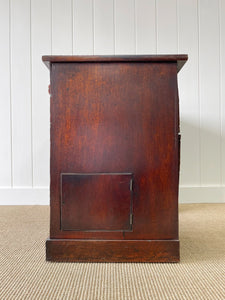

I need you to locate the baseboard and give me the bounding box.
[179,186,225,203]
[0,187,49,205]
[0,186,224,205]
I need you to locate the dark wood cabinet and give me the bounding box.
[43,55,187,262]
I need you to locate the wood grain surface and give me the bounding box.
[45,55,187,262]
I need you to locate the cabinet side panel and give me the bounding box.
[50,62,179,240]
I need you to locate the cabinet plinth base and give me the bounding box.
[46,239,179,262]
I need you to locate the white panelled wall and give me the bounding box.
[0,0,225,204]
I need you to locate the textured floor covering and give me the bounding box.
[0,204,225,300]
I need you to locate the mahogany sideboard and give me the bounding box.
[43,55,188,262]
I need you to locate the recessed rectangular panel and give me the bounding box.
[61,173,133,231]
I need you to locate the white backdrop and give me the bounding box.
[0,0,225,204]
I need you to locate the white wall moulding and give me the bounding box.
[0,188,49,205]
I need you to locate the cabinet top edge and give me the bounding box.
[42,55,188,72]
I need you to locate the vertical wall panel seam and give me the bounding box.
[92,0,94,54]
[9,0,13,187]
[134,0,137,54]
[113,0,116,54]
[155,0,157,54]
[30,0,33,187]
[71,0,74,54]
[218,0,222,185]
[197,0,202,186]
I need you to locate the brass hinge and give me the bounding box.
[130,179,133,191]
[130,214,133,225]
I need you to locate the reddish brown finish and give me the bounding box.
[46,239,179,262]
[42,54,187,72]
[43,55,187,262]
[50,62,179,240]
[61,173,133,231]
